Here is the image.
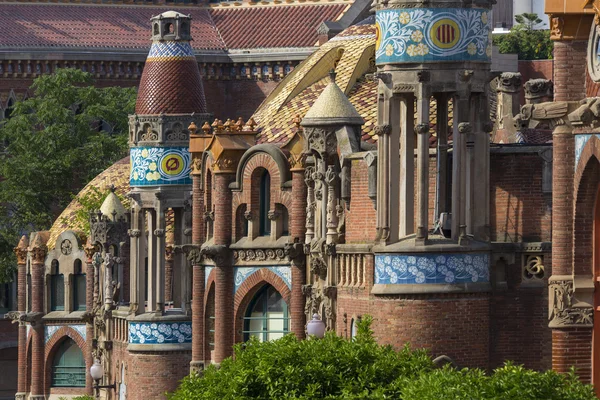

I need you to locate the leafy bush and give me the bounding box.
[493,13,553,60]
[168,316,595,400]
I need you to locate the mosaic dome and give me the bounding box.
[135,11,208,115]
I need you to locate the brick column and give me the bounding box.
[553,40,587,102]
[551,129,582,375]
[191,169,205,371]
[290,169,307,339]
[213,172,234,364]
[15,236,28,399]
[29,237,47,399]
[84,241,95,395]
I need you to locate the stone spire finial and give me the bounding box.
[188,121,198,135]
[329,69,337,83]
[201,121,211,135]
[100,190,127,222]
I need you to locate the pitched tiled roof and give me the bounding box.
[211,4,348,49]
[47,157,130,249]
[0,3,348,51]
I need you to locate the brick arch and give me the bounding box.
[574,155,600,276]
[575,136,600,190]
[233,268,292,343]
[44,326,88,394]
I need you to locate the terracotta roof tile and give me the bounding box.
[211,4,347,49]
[0,3,348,51]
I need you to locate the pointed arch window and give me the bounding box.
[243,285,289,342]
[52,339,85,387]
[259,171,271,236]
[50,260,64,311]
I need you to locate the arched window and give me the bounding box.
[259,171,271,236]
[243,285,288,342]
[72,260,86,311]
[50,260,64,311]
[52,339,85,387]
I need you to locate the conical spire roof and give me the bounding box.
[100,187,127,221]
[302,71,364,127]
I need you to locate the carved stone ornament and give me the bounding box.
[60,239,72,256]
[267,210,279,221]
[14,247,27,264]
[212,157,235,172]
[522,255,545,281]
[244,211,254,221]
[589,24,600,83]
[306,128,337,157]
[497,72,522,94]
[303,283,336,331]
[284,242,305,267]
[415,123,429,135]
[550,15,563,41]
[548,279,593,328]
[524,79,553,102]
[165,244,174,261]
[127,229,141,238]
[457,122,472,134]
[234,248,286,262]
[310,256,328,280]
[288,152,307,170]
[201,245,231,267]
[29,245,47,264]
[374,124,391,136]
[154,229,165,237]
[192,158,203,174]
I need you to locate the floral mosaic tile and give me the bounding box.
[375,253,489,285]
[128,321,192,344]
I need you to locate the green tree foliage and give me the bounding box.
[0,68,136,282]
[493,13,554,60]
[169,317,596,400]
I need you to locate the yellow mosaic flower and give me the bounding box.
[481,12,488,25]
[133,171,139,180]
[153,171,161,180]
[416,43,429,56]
[411,30,424,43]
[407,44,417,57]
[399,12,411,24]
[149,162,157,171]
[141,149,149,158]
[385,43,394,56]
[146,172,154,181]
[467,42,477,55]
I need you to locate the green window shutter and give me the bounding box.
[52,339,86,387]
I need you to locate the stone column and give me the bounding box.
[84,240,95,395]
[14,236,28,400]
[415,87,430,242]
[452,93,470,241]
[290,168,307,339]
[129,205,145,315]
[29,237,47,400]
[213,172,234,364]
[398,94,415,239]
[155,201,166,314]
[191,168,205,371]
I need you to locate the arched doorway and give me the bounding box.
[243,284,289,342]
[594,184,600,395]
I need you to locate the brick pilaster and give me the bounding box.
[551,132,574,276]
[191,172,205,369]
[553,40,587,102]
[290,170,307,339]
[84,243,95,395]
[15,237,28,396]
[553,329,592,382]
[213,172,234,363]
[29,238,46,399]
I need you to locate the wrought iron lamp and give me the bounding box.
[90,359,116,398]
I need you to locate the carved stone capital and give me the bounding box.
[497,72,522,93]
[14,247,27,265]
[165,244,174,261]
[549,278,593,328]
[154,229,165,238]
[244,211,254,221]
[128,229,141,238]
[29,245,47,264]
[267,210,279,221]
[201,245,231,267]
[203,211,214,222]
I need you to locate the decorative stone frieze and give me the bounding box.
[233,248,286,262]
[522,254,545,281]
[548,278,593,328]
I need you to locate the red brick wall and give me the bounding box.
[345,159,376,243]
[553,40,587,102]
[490,153,552,242]
[553,328,592,383]
[126,350,192,399]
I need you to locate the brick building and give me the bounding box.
[12,0,600,399]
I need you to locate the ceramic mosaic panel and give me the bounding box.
[575,134,596,168]
[130,147,191,186]
[128,321,192,344]
[233,266,292,292]
[147,41,195,61]
[44,324,86,344]
[375,253,489,285]
[375,8,492,64]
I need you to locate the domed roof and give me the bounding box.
[135,11,207,115]
[253,21,378,145]
[47,158,130,249]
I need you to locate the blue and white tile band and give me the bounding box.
[375,253,490,285]
[130,146,191,186]
[233,266,292,292]
[147,41,195,61]
[375,8,492,64]
[45,324,86,344]
[129,321,192,344]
